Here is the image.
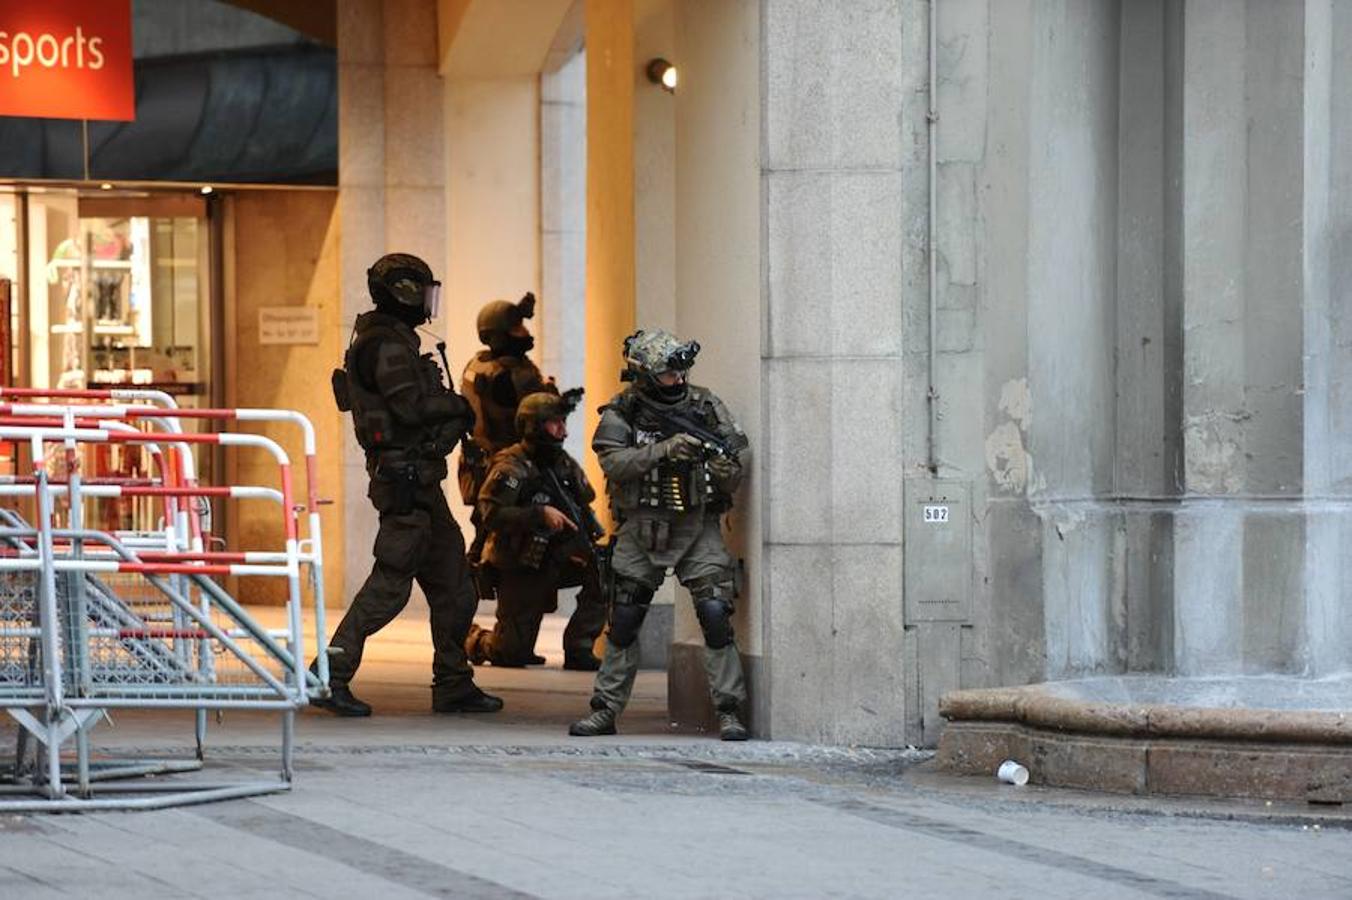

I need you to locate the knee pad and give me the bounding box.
[608,579,654,648]
[694,597,735,649]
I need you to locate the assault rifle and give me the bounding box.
[629,393,745,460]
[542,466,605,544]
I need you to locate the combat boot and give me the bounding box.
[568,705,617,736]
[311,684,373,718]
[433,686,504,714]
[718,710,748,741]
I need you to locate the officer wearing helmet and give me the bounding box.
[569,329,752,741]
[319,252,502,717]
[458,293,557,510]
[463,389,607,670]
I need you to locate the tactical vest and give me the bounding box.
[335,313,445,464]
[604,387,729,516]
[482,445,590,570]
[461,352,547,455]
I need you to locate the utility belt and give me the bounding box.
[369,452,446,514]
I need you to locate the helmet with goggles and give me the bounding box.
[621,329,699,402]
[367,253,441,324]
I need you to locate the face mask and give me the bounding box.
[503,334,535,357]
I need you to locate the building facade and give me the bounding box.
[5,0,1346,748]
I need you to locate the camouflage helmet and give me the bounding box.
[516,387,583,445]
[477,292,537,348]
[367,253,435,310]
[621,329,700,380]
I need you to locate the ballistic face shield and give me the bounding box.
[423,281,442,320]
[368,253,438,323]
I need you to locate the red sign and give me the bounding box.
[0,0,134,121]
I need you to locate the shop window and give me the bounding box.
[19,189,216,531]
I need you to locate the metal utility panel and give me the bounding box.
[903,478,972,623]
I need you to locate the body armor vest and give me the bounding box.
[607,388,729,516]
[338,312,453,468]
[482,445,591,570]
[461,352,548,455]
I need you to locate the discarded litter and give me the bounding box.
[997,759,1029,786]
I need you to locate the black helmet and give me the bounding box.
[477,292,537,354]
[368,253,440,323]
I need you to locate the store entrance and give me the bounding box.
[0,187,220,532]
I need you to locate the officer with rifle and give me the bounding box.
[570,329,752,740]
[464,389,607,670]
[319,252,502,717]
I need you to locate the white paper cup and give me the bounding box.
[997,760,1029,786]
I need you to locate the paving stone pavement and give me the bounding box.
[2,612,1350,899]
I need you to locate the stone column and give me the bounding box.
[337,0,447,595]
[762,0,908,745]
[583,0,636,518]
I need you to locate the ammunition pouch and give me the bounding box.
[457,441,489,505]
[331,368,352,412]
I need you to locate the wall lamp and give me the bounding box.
[646,58,678,93]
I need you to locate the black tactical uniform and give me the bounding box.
[318,253,502,717]
[464,392,607,670]
[570,330,752,741]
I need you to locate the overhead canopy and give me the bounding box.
[0,44,337,185]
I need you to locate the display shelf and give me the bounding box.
[50,323,84,334]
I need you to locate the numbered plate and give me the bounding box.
[922,504,950,524]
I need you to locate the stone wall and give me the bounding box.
[758,0,1352,747]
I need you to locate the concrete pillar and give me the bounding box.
[583,0,636,516]
[667,0,763,726]
[443,74,542,529]
[338,0,448,596]
[762,0,907,745]
[540,52,588,462]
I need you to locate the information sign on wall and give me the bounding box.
[259,307,320,346]
[0,0,135,121]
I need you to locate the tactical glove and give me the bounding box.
[707,454,742,490]
[660,433,704,462]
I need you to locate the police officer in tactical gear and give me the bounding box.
[569,330,751,741]
[463,390,607,670]
[318,252,502,717]
[458,293,557,511]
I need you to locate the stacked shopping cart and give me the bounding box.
[0,387,328,811]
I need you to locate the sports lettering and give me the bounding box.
[0,0,133,121]
[0,28,104,78]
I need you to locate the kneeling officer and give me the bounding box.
[465,390,607,669]
[319,252,502,716]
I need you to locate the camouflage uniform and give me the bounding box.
[327,303,491,711]
[464,429,606,668]
[572,330,751,739]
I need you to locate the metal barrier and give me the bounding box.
[0,391,329,811]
